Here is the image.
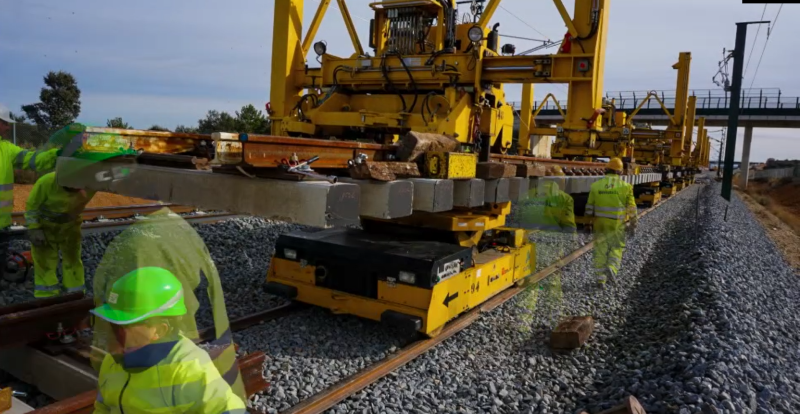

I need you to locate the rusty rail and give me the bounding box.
[0,294,94,350]
[198,302,305,342]
[11,204,194,226]
[21,303,302,413]
[283,203,663,414]
[490,153,607,168]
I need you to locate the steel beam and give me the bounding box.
[56,157,361,228]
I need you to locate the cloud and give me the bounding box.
[2,0,799,161]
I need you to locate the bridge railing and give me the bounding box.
[508,88,800,113]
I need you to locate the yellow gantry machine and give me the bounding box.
[265,0,610,336]
[628,52,705,201]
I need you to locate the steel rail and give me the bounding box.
[283,202,664,414]
[10,203,194,226]
[0,293,94,350]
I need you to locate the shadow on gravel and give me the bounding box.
[578,187,719,413]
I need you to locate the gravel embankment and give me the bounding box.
[325,180,800,414]
[235,308,407,414]
[3,216,299,320]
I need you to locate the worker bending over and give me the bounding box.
[26,171,94,297]
[585,158,637,287]
[0,104,60,281]
[91,267,246,414]
[515,165,576,328]
[519,165,576,235]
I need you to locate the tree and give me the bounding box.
[148,125,170,132]
[175,125,199,134]
[106,117,131,129]
[7,112,50,147]
[22,71,81,133]
[10,112,27,123]
[235,104,270,134]
[197,110,238,134]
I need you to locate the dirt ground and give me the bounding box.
[738,189,800,273]
[12,184,155,212]
[744,178,800,233]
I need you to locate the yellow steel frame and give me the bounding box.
[628,52,694,169]
[669,52,691,166]
[690,116,706,169]
[682,96,697,167]
[269,0,609,155]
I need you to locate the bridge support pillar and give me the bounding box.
[739,126,753,189]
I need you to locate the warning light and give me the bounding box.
[577,59,590,72]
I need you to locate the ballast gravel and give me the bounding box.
[235,308,407,414]
[322,179,800,414]
[2,216,299,321]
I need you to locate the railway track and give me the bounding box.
[280,203,663,414]
[7,203,241,237]
[3,199,666,414]
[1,301,306,414]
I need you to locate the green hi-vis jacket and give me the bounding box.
[92,208,244,398]
[585,174,637,224]
[0,138,59,228]
[25,172,95,230]
[518,180,576,233]
[94,336,246,414]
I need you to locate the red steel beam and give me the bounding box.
[0,296,94,350]
[240,135,395,169]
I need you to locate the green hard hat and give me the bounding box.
[91,267,187,325]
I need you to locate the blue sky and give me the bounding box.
[2,0,799,161]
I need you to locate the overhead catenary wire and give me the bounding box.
[748,4,782,90]
[498,4,549,40]
[502,34,549,42]
[743,4,768,79]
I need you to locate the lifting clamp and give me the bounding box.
[279,154,338,183]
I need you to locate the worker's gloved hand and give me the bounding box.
[626,221,638,237]
[28,229,47,247]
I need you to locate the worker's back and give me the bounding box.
[91,207,244,396]
[586,174,635,222]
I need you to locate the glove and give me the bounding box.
[626,221,638,236]
[28,229,47,247]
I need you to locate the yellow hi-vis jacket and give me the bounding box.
[585,174,637,223]
[94,335,246,414]
[519,180,576,233]
[0,139,59,229]
[25,172,95,230]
